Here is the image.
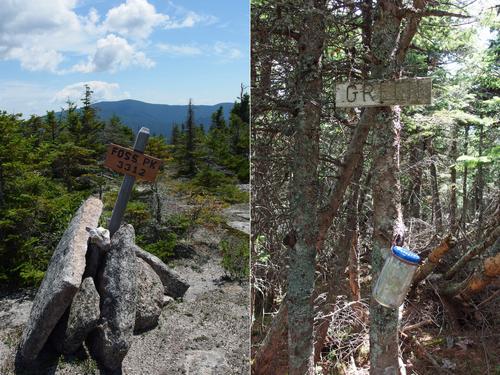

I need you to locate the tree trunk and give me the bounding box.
[368,0,413,372]
[370,106,406,375]
[449,125,458,232]
[287,2,325,373]
[429,143,443,233]
[409,131,424,219]
[253,102,374,375]
[252,301,289,375]
[474,124,485,240]
[314,163,364,362]
[461,124,469,228]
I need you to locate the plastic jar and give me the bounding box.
[373,245,421,308]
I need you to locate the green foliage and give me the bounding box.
[124,200,151,225]
[220,231,249,280]
[192,166,235,189]
[143,233,178,262]
[165,213,192,235]
[190,167,248,204]
[456,155,493,168]
[172,94,249,197]
[0,85,135,288]
[213,184,249,204]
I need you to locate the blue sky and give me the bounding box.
[0,0,249,116]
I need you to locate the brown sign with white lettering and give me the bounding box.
[104,144,162,182]
[335,77,432,108]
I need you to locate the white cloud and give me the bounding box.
[105,0,168,39]
[6,47,64,72]
[213,42,242,60]
[0,0,96,59]
[164,11,217,29]
[0,0,165,73]
[72,34,155,73]
[53,81,130,105]
[156,41,243,61]
[0,1,222,73]
[156,43,202,56]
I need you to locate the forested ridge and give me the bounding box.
[0,85,249,288]
[251,0,498,374]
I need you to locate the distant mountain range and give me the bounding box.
[86,99,234,140]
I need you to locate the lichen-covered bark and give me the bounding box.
[287,1,326,373]
[370,107,405,375]
[368,0,408,373]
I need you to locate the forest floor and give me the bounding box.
[316,281,500,374]
[0,169,250,375]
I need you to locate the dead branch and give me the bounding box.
[444,226,500,280]
[402,319,435,332]
[441,252,500,300]
[413,234,457,284]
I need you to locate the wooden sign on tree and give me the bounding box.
[335,77,432,108]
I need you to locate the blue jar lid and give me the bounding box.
[391,245,420,264]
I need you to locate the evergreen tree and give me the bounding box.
[171,124,180,145]
[100,114,133,147]
[80,84,103,149]
[45,111,58,142]
[185,99,196,176]
[210,106,226,132]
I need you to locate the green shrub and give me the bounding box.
[213,184,249,204]
[220,231,249,280]
[166,213,192,235]
[192,166,236,189]
[143,233,178,262]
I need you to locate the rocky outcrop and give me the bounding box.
[83,227,110,279]
[88,224,137,370]
[135,246,190,298]
[50,277,100,354]
[17,197,103,362]
[134,258,164,332]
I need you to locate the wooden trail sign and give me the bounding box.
[104,143,162,182]
[106,127,162,236]
[335,77,432,108]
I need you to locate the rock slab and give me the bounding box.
[135,246,190,298]
[88,224,137,370]
[134,258,164,332]
[184,350,230,374]
[50,277,100,354]
[18,197,103,362]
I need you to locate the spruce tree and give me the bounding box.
[45,111,57,142]
[185,99,196,176]
[171,124,180,145]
